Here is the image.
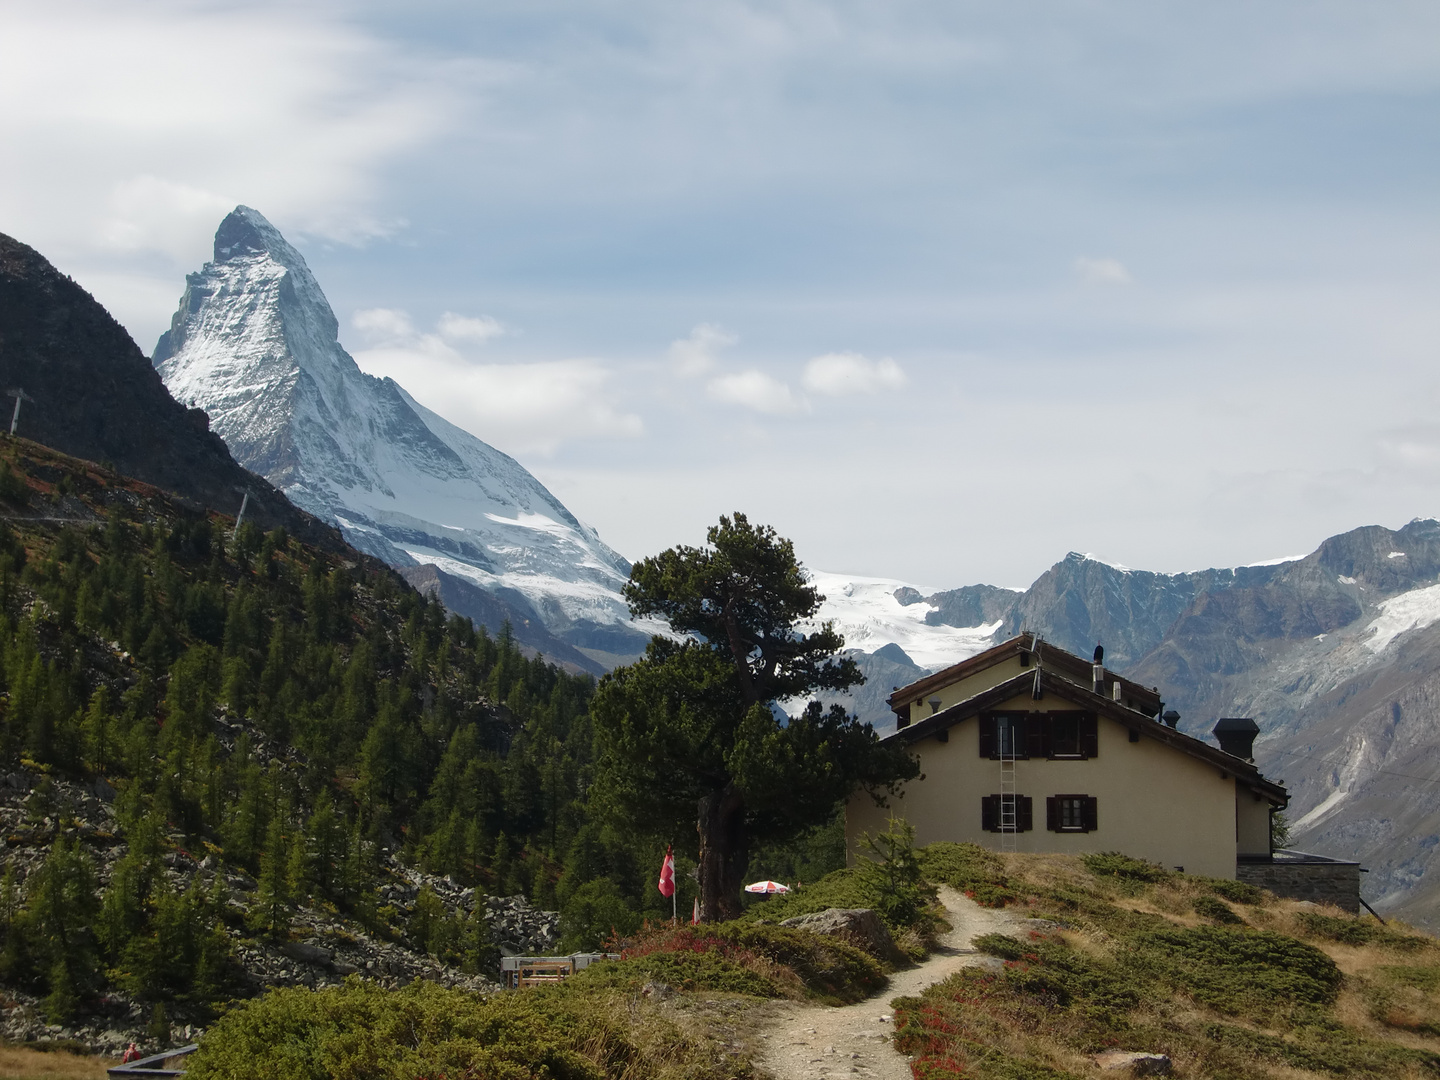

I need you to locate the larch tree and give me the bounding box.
[591,513,917,921]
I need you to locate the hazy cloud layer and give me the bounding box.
[802,353,907,396]
[350,310,641,455]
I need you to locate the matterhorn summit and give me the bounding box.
[155,206,643,666]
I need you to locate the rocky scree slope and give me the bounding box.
[0,764,557,1056]
[0,230,335,550]
[0,440,576,1055]
[153,207,647,666]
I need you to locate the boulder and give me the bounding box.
[779,908,905,963]
[1093,1051,1172,1076]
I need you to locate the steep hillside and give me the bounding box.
[0,437,671,1054]
[0,231,333,549]
[153,207,649,664]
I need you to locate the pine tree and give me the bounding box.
[251,816,294,939]
[593,512,918,920]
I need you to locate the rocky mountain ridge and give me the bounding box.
[0,230,333,549]
[885,521,1440,927]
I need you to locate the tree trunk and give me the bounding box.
[696,783,748,922]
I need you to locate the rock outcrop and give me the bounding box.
[0,231,336,548]
[779,907,905,965]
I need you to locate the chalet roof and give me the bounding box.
[885,664,1288,806]
[887,634,1163,718]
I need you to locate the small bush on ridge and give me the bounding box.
[1192,894,1244,925]
[1081,851,1169,884]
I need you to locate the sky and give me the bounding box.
[3,0,1439,588]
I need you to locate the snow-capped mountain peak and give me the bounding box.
[154,207,643,662]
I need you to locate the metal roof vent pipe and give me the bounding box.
[1092,645,1104,694]
[1212,717,1259,761]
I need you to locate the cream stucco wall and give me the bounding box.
[900,655,1031,724]
[848,691,1243,879]
[1235,788,1273,858]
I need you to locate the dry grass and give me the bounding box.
[888,849,1440,1079]
[0,1045,115,1080]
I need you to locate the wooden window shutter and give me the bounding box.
[1018,795,1034,832]
[978,714,996,759]
[1027,713,1049,759]
[1079,713,1099,758]
[981,795,999,832]
[1083,796,1099,832]
[1045,796,1059,832]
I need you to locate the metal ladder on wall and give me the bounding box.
[998,722,1018,853]
[998,630,1041,854]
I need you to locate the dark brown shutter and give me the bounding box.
[978,714,996,759]
[1046,796,1059,832]
[1018,795,1033,832]
[1079,713,1099,758]
[1027,714,1049,758]
[1083,796,1099,832]
[981,795,998,832]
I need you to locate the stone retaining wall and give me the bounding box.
[1237,858,1361,913]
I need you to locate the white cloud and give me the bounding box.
[706,370,804,414]
[0,1,462,343]
[669,323,737,376]
[349,307,630,454]
[352,308,418,344]
[801,352,907,396]
[1074,257,1133,285]
[438,312,506,344]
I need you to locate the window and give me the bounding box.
[981,712,1097,758]
[1045,711,1098,759]
[978,713,1030,759]
[998,715,1023,757]
[1050,714,1079,756]
[1046,795,1098,833]
[981,794,1033,832]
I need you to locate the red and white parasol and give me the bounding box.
[743,880,791,894]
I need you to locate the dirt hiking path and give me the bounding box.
[751,887,1026,1080]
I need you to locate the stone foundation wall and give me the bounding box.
[1237,860,1361,913]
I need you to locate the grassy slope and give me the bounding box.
[895,849,1440,1080]
[177,844,1440,1079]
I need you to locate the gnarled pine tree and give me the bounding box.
[591,513,917,920]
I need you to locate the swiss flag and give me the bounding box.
[658,845,676,898]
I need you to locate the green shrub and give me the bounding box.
[559,879,640,953]
[973,933,1028,961]
[1202,1019,1440,1077]
[740,866,889,925]
[597,920,885,1004]
[1081,851,1170,884]
[856,817,932,927]
[1206,878,1265,905]
[1134,926,1342,1013]
[1377,964,1440,991]
[184,979,621,1080]
[574,949,777,997]
[710,922,886,1003]
[919,842,1017,907]
[1193,894,1244,925]
[1296,912,1433,951]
